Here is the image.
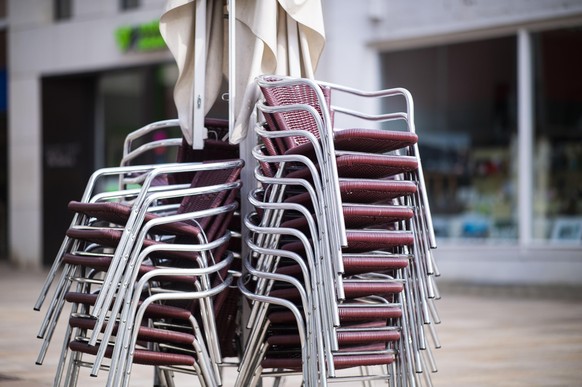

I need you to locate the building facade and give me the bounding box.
[9,0,177,267]
[7,0,582,285]
[317,0,582,285]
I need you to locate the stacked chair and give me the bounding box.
[236,75,440,386]
[34,79,442,386]
[34,119,244,386]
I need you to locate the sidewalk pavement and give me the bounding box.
[1,261,581,386]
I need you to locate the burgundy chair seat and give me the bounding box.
[284,179,417,208]
[278,205,413,232]
[261,352,395,371]
[342,205,414,228]
[285,127,418,159]
[65,292,194,320]
[338,306,403,321]
[62,253,212,284]
[275,254,409,278]
[267,329,400,348]
[69,341,197,367]
[64,228,203,262]
[343,230,414,253]
[68,316,197,347]
[285,153,418,181]
[280,230,413,255]
[341,254,410,275]
[68,201,200,237]
[268,305,402,325]
[268,280,403,301]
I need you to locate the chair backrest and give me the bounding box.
[121,119,183,167]
[258,76,332,153]
[169,119,239,186]
[175,119,239,163]
[66,161,243,261]
[175,161,243,244]
[118,118,239,190]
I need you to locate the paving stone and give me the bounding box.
[1,263,581,386]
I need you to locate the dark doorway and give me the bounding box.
[40,63,184,266]
[42,74,97,265]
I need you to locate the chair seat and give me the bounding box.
[279,204,414,231]
[267,329,400,348]
[64,292,194,320]
[62,253,210,284]
[69,341,197,367]
[268,304,402,324]
[269,280,403,301]
[261,352,396,371]
[344,230,414,252]
[285,127,418,158]
[279,229,413,255]
[65,228,201,262]
[68,316,197,346]
[285,153,418,180]
[284,179,417,207]
[275,254,409,277]
[68,201,199,237]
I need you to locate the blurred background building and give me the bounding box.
[4,0,582,286]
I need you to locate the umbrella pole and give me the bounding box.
[228,0,236,138]
[227,0,255,374]
[286,14,301,77]
[192,0,208,149]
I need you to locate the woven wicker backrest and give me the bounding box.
[175,161,242,243]
[259,77,332,152]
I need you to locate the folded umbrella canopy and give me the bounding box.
[159,0,325,148]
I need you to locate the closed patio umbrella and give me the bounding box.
[159,0,225,148]
[159,0,325,148]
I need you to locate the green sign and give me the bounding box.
[115,20,167,52]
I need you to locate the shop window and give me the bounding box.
[121,0,140,11]
[98,66,177,167]
[381,36,518,241]
[532,27,582,244]
[95,64,180,192]
[54,0,72,21]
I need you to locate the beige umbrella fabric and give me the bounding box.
[159,0,325,147]
[159,0,225,147]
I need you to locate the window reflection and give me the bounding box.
[533,27,582,243]
[381,37,518,241]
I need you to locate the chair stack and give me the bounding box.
[34,119,244,387]
[237,75,440,386]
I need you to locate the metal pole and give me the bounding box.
[229,0,236,137]
[192,0,208,149]
[518,28,533,247]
